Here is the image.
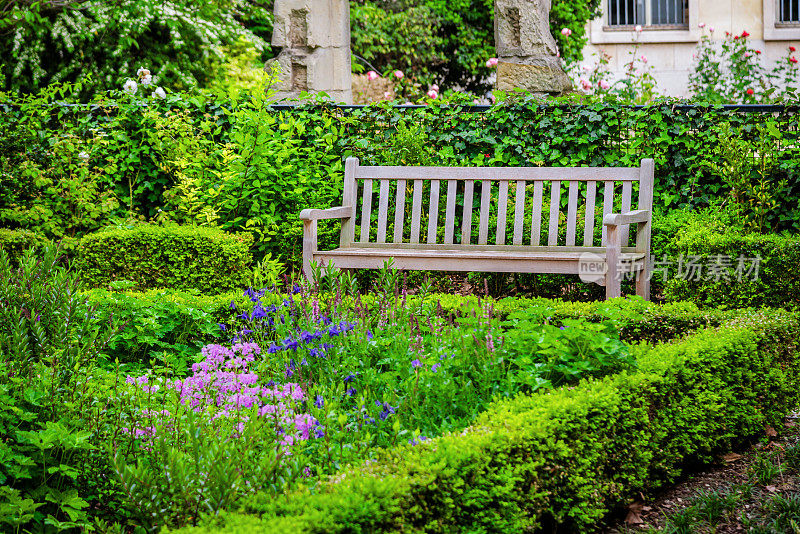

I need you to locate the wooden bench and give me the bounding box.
[300,157,654,300]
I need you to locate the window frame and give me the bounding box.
[591,0,699,44]
[764,0,800,40]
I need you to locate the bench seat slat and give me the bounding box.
[583,180,596,246]
[601,181,614,246]
[620,180,632,247]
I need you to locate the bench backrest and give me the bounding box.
[341,157,654,251]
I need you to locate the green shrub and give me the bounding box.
[173,309,800,533]
[75,225,254,294]
[0,228,48,264]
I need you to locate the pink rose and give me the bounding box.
[426,89,438,99]
[431,83,439,92]
[383,91,392,99]
[708,26,715,33]
[367,70,379,81]
[561,27,572,36]
[698,22,706,28]
[580,79,591,90]
[640,55,647,63]
[486,57,499,68]
[393,70,404,79]
[598,79,611,90]
[634,25,643,32]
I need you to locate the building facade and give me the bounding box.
[580,0,800,96]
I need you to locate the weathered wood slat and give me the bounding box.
[513,181,526,245]
[355,242,641,253]
[410,180,423,244]
[531,181,543,246]
[376,179,390,243]
[620,180,632,247]
[601,181,614,246]
[496,180,509,245]
[565,180,579,247]
[355,166,641,181]
[393,179,406,243]
[444,180,457,245]
[548,180,561,246]
[427,180,440,244]
[583,180,596,246]
[478,180,491,245]
[461,180,474,245]
[340,157,359,247]
[360,179,372,243]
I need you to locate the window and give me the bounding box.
[778,0,800,25]
[607,0,688,28]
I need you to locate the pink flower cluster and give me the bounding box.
[125,342,320,447]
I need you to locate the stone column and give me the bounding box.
[269,0,353,103]
[494,0,571,95]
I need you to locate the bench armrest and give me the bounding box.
[603,210,650,227]
[299,206,354,221]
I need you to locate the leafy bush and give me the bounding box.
[173,310,800,533]
[0,228,48,264]
[75,225,254,294]
[0,246,122,532]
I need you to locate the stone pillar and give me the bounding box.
[269,0,353,103]
[494,0,571,95]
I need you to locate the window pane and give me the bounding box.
[780,0,800,23]
[650,0,686,25]
[608,0,638,26]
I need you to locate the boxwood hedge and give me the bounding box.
[173,309,800,533]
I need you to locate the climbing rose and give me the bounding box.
[598,79,611,90]
[123,79,138,95]
[367,70,379,81]
[393,70,404,79]
[791,46,797,52]
[641,55,648,63]
[431,83,439,92]
[698,22,706,28]
[741,30,750,38]
[580,78,591,90]
[790,57,798,63]
[152,87,166,99]
[746,88,754,95]
[426,89,438,99]
[560,27,572,36]
[486,57,499,68]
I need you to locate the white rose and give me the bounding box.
[123,79,138,95]
[152,87,166,99]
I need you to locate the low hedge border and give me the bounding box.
[0,228,49,264]
[75,225,254,294]
[175,309,800,533]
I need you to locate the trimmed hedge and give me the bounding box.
[75,226,254,294]
[0,228,48,263]
[663,230,800,310]
[175,309,800,533]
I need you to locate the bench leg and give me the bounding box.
[302,219,317,282]
[605,225,621,300]
[636,256,650,301]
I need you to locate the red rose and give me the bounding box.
[791,46,797,52]
[746,88,754,95]
[791,57,799,63]
[755,50,762,54]
[741,30,750,38]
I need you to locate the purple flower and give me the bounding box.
[432,363,441,373]
[218,323,227,332]
[267,343,281,354]
[367,330,373,341]
[314,395,324,408]
[283,337,298,351]
[409,435,428,446]
[35,314,40,322]
[343,373,357,383]
[230,300,236,310]
[300,357,308,366]
[292,284,301,294]
[379,402,396,421]
[411,359,422,369]
[239,311,250,321]
[345,387,356,396]
[251,306,268,320]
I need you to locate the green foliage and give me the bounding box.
[172,310,800,533]
[0,246,122,532]
[75,225,254,294]
[551,0,601,65]
[0,0,270,96]
[689,30,800,103]
[0,228,48,264]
